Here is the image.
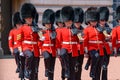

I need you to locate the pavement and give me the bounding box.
[0,56,120,80]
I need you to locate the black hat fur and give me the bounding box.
[98,7,109,21]
[61,6,74,22]
[12,12,23,27]
[42,9,55,26]
[74,7,84,23]
[20,3,37,20]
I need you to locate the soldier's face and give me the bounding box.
[25,17,33,25]
[99,20,106,27]
[90,21,97,27]
[74,22,81,29]
[57,22,64,28]
[118,20,120,24]
[64,20,73,28]
[45,23,52,29]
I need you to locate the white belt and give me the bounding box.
[89,41,103,44]
[43,44,54,46]
[62,41,77,44]
[14,42,17,45]
[23,41,37,44]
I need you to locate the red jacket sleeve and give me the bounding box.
[56,28,62,49]
[8,29,14,50]
[112,27,117,49]
[83,27,89,48]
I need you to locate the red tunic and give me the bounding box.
[18,24,40,57]
[8,28,21,51]
[56,27,79,57]
[112,26,120,50]
[84,26,105,56]
[41,30,56,57]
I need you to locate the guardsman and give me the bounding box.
[19,3,40,80]
[55,10,65,80]
[56,6,79,80]
[83,7,105,80]
[98,6,112,80]
[8,12,24,80]
[112,6,120,57]
[40,9,56,80]
[73,7,84,80]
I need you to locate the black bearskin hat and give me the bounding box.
[20,3,37,20]
[12,12,23,27]
[35,12,39,24]
[98,7,109,21]
[116,6,120,21]
[55,10,63,24]
[42,9,55,26]
[85,7,99,23]
[74,7,84,23]
[61,6,74,22]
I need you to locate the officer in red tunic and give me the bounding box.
[40,9,56,80]
[112,6,120,57]
[84,7,105,80]
[73,7,84,80]
[98,7,112,80]
[8,12,24,79]
[56,6,79,80]
[19,3,40,80]
[55,10,66,80]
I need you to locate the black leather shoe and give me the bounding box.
[16,67,20,73]
[21,78,25,80]
[64,70,70,78]
[90,72,95,78]
[24,70,31,79]
[84,64,89,70]
[45,70,49,77]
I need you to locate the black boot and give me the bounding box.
[44,58,51,77]
[16,67,20,73]
[24,57,33,79]
[19,56,25,79]
[60,54,70,78]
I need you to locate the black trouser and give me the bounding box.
[89,50,101,80]
[23,50,34,79]
[59,48,70,80]
[95,56,103,80]
[19,56,25,79]
[43,51,56,80]
[60,48,78,80]
[101,48,110,80]
[75,50,84,80]
[58,55,65,80]
[85,53,91,70]
[13,48,20,72]
[30,57,40,80]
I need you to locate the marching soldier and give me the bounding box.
[56,6,79,80]
[19,3,40,80]
[73,7,84,80]
[98,6,112,80]
[83,7,105,80]
[55,10,65,80]
[40,9,56,80]
[112,6,120,57]
[8,12,25,80]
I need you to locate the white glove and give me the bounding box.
[40,36,45,41]
[84,47,88,54]
[57,48,61,55]
[19,52,24,56]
